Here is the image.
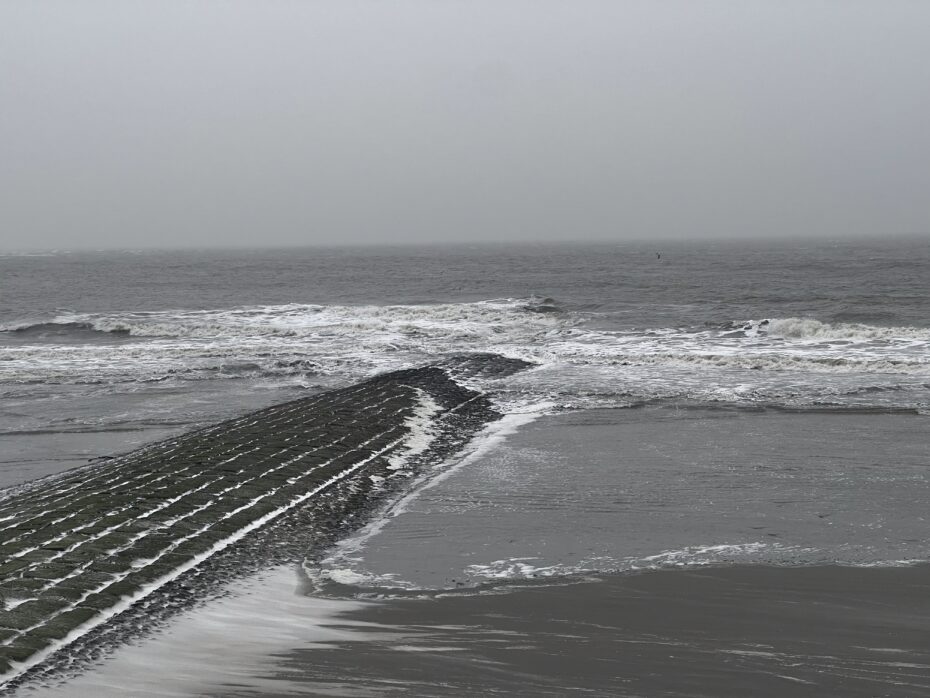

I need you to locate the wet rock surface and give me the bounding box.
[0,357,520,688]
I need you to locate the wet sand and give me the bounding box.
[253,563,930,697]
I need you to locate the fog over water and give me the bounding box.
[2,0,929,250]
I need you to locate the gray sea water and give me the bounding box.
[2,239,929,694]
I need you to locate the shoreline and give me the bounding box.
[254,561,930,697]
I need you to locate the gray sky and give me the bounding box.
[1,0,928,249]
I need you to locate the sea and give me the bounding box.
[1,239,929,696]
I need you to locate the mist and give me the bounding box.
[1,0,928,250]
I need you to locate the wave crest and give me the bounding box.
[751,317,930,341]
[1,321,128,337]
[4,299,565,340]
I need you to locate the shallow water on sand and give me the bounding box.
[311,408,930,591]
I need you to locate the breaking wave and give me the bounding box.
[1,303,928,411]
[744,317,930,341]
[2,298,565,340]
[302,542,843,599]
[1,321,129,338]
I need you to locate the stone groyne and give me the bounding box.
[0,355,529,685]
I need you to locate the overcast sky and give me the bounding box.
[1,1,928,249]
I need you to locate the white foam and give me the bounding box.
[638,542,772,562]
[3,597,34,610]
[0,299,564,388]
[763,317,930,341]
[720,649,780,658]
[5,299,562,340]
[465,558,594,580]
[845,558,924,568]
[325,568,379,586]
[4,302,928,418]
[387,390,441,469]
[463,543,826,582]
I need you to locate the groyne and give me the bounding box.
[0,355,528,684]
